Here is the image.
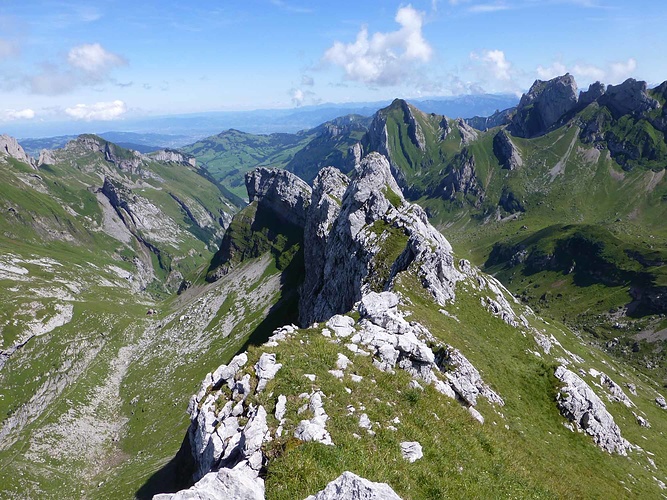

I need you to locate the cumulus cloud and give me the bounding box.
[537,57,637,85]
[67,43,126,75]
[1,108,35,121]
[472,49,512,80]
[24,43,126,95]
[537,61,568,80]
[65,100,127,121]
[290,88,317,107]
[323,5,433,86]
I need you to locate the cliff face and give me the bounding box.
[299,152,461,326]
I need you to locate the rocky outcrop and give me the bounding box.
[149,149,196,166]
[67,135,143,173]
[466,107,514,131]
[37,149,56,167]
[493,129,523,170]
[305,471,402,500]
[554,366,632,455]
[300,168,350,325]
[510,74,579,138]
[246,167,311,228]
[438,149,483,207]
[457,119,478,145]
[579,81,606,108]
[401,101,426,151]
[0,134,33,166]
[299,153,462,325]
[187,353,273,484]
[599,78,660,119]
[153,467,264,500]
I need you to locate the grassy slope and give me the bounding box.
[181,130,315,199]
[192,253,667,499]
[0,147,279,498]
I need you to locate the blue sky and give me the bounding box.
[0,0,665,128]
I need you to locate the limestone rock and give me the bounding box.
[294,391,333,445]
[300,153,461,325]
[554,366,632,455]
[153,467,265,500]
[304,471,402,500]
[599,78,660,119]
[400,441,423,463]
[245,167,312,227]
[579,81,606,107]
[300,167,350,325]
[0,134,33,166]
[435,347,504,407]
[150,149,196,166]
[656,396,667,410]
[510,74,578,137]
[457,119,479,145]
[438,148,483,207]
[493,129,523,170]
[254,353,282,393]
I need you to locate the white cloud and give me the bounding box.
[537,61,568,80]
[67,43,126,75]
[468,2,511,13]
[537,57,637,85]
[2,108,35,121]
[65,100,127,121]
[301,74,314,86]
[609,58,637,82]
[289,88,317,107]
[323,5,433,86]
[472,49,512,80]
[570,63,605,81]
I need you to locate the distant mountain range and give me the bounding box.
[14,93,519,145]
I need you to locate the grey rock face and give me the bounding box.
[600,78,660,119]
[300,167,350,325]
[457,119,479,145]
[150,149,196,166]
[510,74,578,138]
[579,81,606,107]
[153,467,265,500]
[493,129,523,170]
[435,346,504,407]
[466,107,514,132]
[304,471,403,500]
[554,366,632,455]
[245,167,312,227]
[438,149,483,207]
[300,153,461,325]
[0,134,33,166]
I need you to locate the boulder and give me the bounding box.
[153,467,264,500]
[254,353,282,393]
[400,441,423,463]
[554,366,632,455]
[304,471,402,500]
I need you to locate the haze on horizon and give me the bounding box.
[0,0,664,135]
